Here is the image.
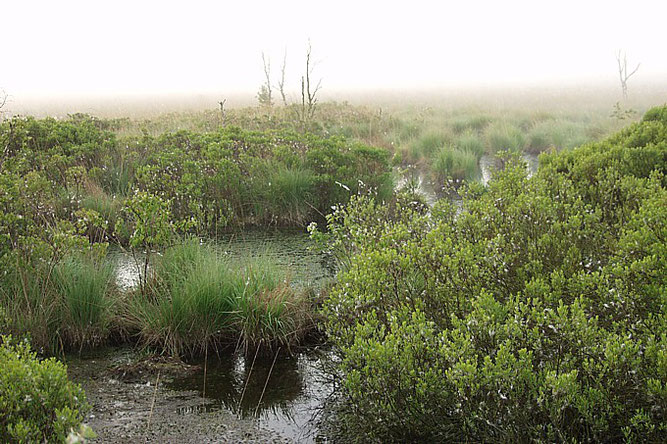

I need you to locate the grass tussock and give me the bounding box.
[54,255,116,348]
[0,240,313,357]
[0,253,116,352]
[454,131,485,158]
[485,121,525,153]
[405,129,453,164]
[525,119,589,154]
[449,114,492,133]
[250,161,317,226]
[433,146,480,183]
[125,239,312,357]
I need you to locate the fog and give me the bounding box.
[3,0,667,114]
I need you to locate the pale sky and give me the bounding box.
[3,0,667,99]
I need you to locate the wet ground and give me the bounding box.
[67,346,334,443]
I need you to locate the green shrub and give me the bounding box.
[321,106,667,442]
[133,128,392,231]
[0,116,393,252]
[0,336,90,443]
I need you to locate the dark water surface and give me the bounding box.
[168,347,333,442]
[108,229,331,292]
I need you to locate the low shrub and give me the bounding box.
[321,106,667,442]
[0,335,90,443]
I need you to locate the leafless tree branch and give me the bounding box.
[300,40,322,122]
[257,52,273,107]
[277,49,288,106]
[616,51,640,100]
[218,99,227,127]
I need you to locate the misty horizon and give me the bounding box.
[3,0,667,113]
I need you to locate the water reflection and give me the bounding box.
[480,153,539,185]
[216,230,330,288]
[108,249,143,291]
[395,166,439,206]
[168,349,332,442]
[109,230,330,292]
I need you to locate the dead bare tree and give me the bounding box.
[218,99,227,127]
[257,52,273,107]
[0,89,7,118]
[277,49,288,106]
[616,51,640,100]
[299,41,322,123]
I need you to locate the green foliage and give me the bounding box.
[80,191,124,243]
[0,336,89,443]
[0,175,104,352]
[406,129,452,163]
[132,128,392,231]
[0,307,7,333]
[454,130,485,158]
[126,239,311,356]
[53,255,116,348]
[450,113,492,133]
[256,84,273,108]
[0,115,393,250]
[233,257,310,351]
[0,251,114,352]
[121,191,176,251]
[485,121,526,153]
[321,106,667,442]
[526,119,588,153]
[433,146,480,183]
[250,161,317,225]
